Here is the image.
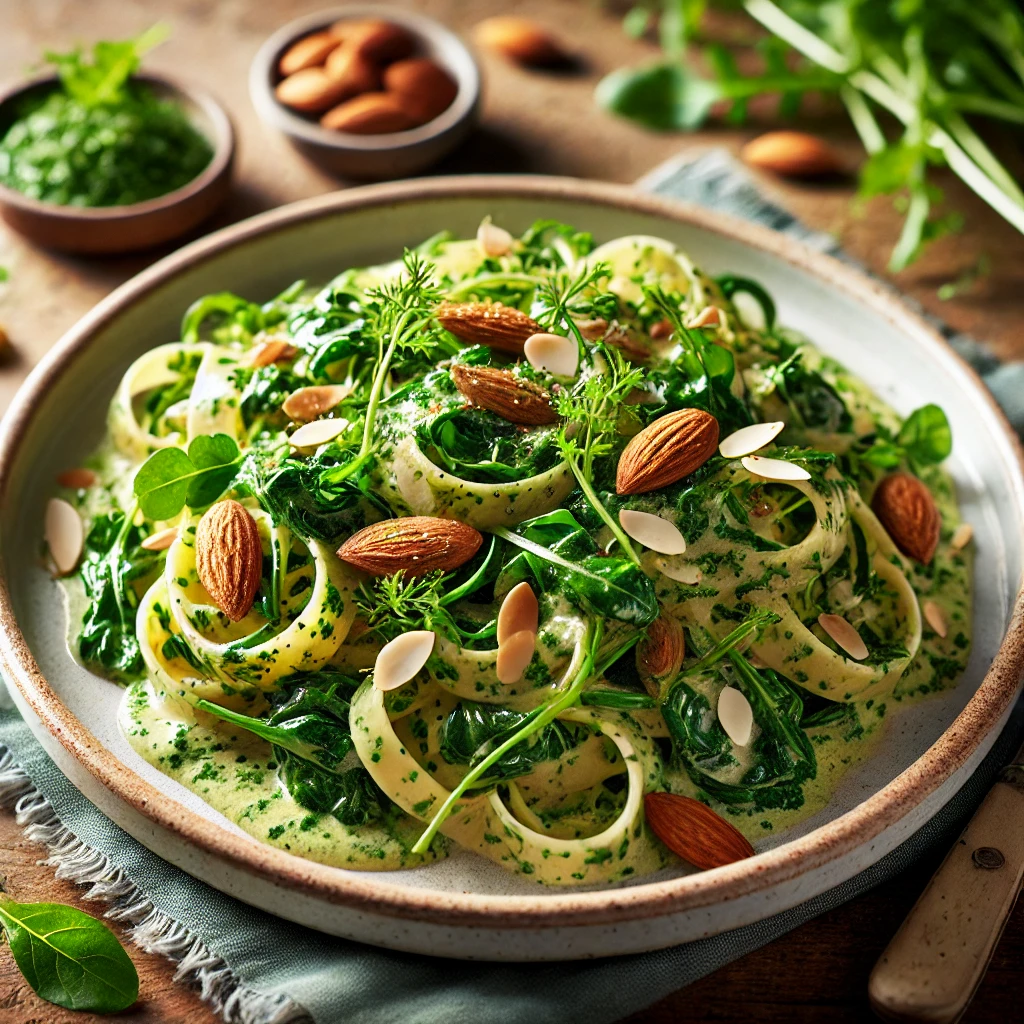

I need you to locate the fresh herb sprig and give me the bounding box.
[0,892,139,1014]
[132,433,242,520]
[857,403,952,472]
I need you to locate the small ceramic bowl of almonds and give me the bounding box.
[250,5,480,180]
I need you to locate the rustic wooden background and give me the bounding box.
[1,1,1022,1022]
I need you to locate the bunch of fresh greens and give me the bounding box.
[599,0,1024,269]
[0,892,138,1014]
[0,26,213,207]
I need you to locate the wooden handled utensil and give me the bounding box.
[869,739,1024,1023]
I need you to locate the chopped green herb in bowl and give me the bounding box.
[0,25,213,208]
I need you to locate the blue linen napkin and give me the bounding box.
[1,150,1022,1024]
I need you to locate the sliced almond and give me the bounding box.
[141,526,180,552]
[818,613,868,661]
[717,686,753,747]
[282,385,351,423]
[619,510,686,555]
[524,333,578,377]
[477,219,513,258]
[685,307,721,329]
[497,581,538,645]
[649,319,673,340]
[575,318,608,341]
[289,418,349,451]
[644,792,755,870]
[56,468,97,490]
[247,338,297,368]
[195,500,262,622]
[950,522,973,553]
[923,600,948,639]
[496,629,535,685]
[720,421,785,459]
[654,557,702,585]
[338,516,483,577]
[374,630,435,691]
[45,498,83,576]
[741,455,810,482]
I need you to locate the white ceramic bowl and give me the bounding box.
[1,177,1022,960]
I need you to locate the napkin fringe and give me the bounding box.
[0,748,311,1024]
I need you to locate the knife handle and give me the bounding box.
[869,765,1024,1023]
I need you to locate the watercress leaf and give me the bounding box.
[897,403,951,465]
[185,433,241,508]
[0,897,138,1013]
[596,61,722,131]
[133,446,194,521]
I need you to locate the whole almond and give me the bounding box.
[435,301,541,355]
[329,19,415,63]
[56,468,97,489]
[278,31,341,77]
[645,792,755,870]
[473,16,571,68]
[338,516,483,577]
[195,500,263,622]
[616,408,720,495]
[871,471,940,564]
[450,364,558,426]
[275,67,352,113]
[324,43,381,98]
[384,58,458,124]
[282,384,352,423]
[636,611,685,699]
[320,93,418,134]
[742,131,843,178]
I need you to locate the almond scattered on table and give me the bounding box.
[275,18,457,135]
[56,468,97,490]
[644,791,755,870]
[195,500,262,622]
[473,16,572,68]
[741,131,844,178]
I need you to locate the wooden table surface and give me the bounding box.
[1,2,1022,1022]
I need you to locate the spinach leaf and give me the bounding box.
[497,510,658,626]
[767,352,852,433]
[438,701,587,787]
[132,434,241,520]
[897,403,951,466]
[0,896,138,1013]
[278,759,385,825]
[78,512,158,681]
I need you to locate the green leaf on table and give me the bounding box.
[596,61,722,131]
[0,896,138,1013]
[133,434,240,520]
[898,403,952,465]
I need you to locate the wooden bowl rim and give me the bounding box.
[1,174,1022,929]
[0,70,235,221]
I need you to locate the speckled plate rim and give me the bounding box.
[1,175,1022,930]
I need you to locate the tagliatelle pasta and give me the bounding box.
[56,220,972,883]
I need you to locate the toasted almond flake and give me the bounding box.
[45,498,83,576]
[818,613,868,660]
[717,686,753,747]
[575,318,608,341]
[923,600,948,639]
[496,629,535,685]
[951,522,973,552]
[741,455,811,482]
[720,421,785,459]
[524,332,579,377]
[477,219,513,257]
[56,468,97,490]
[497,582,538,646]
[141,526,180,552]
[619,509,686,555]
[653,557,701,585]
[732,291,767,331]
[289,418,348,451]
[282,384,352,423]
[685,306,721,329]
[247,338,297,368]
[649,318,673,340]
[374,630,435,691]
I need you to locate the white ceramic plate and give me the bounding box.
[1,177,1022,960]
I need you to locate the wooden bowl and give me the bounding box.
[249,5,480,180]
[0,72,234,254]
